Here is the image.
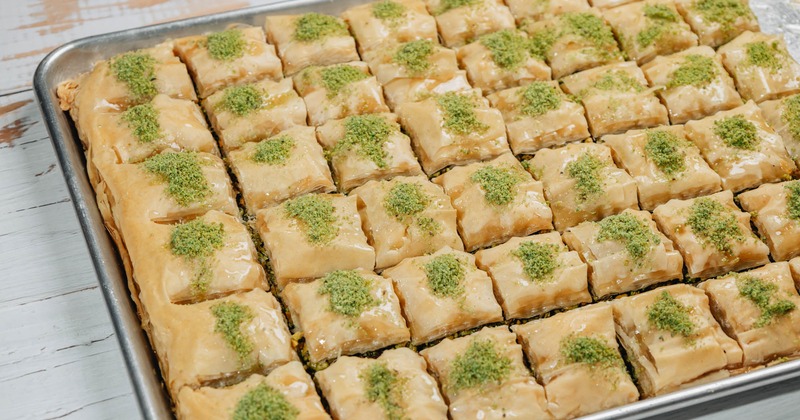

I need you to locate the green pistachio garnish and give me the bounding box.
[416,216,442,237]
[384,182,430,221]
[111,52,158,102]
[253,135,295,165]
[318,270,378,317]
[470,165,523,206]
[207,29,246,61]
[785,181,800,220]
[512,241,560,283]
[593,70,645,93]
[561,335,623,369]
[449,339,512,391]
[519,81,562,117]
[693,0,754,33]
[637,4,680,48]
[480,30,531,70]
[393,40,435,75]
[436,0,479,15]
[437,92,489,136]
[597,212,661,265]
[221,85,263,117]
[211,301,255,365]
[424,253,466,299]
[687,197,745,254]
[528,29,558,61]
[782,95,800,143]
[293,13,348,42]
[170,219,225,295]
[645,129,687,177]
[362,363,405,420]
[122,102,161,144]
[284,194,338,245]
[320,65,369,98]
[331,114,394,168]
[746,41,785,72]
[667,54,718,88]
[566,152,605,202]
[562,12,618,53]
[737,274,796,328]
[647,291,696,338]
[714,115,759,150]
[373,0,406,21]
[233,383,299,420]
[143,152,210,206]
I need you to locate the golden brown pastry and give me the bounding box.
[342,0,438,56]
[738,181,800,261]
[674,0,759,47]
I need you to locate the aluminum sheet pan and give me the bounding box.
[31,0,800,418]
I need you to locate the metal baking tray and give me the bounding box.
[31,0,800,418]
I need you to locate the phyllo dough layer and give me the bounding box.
[738,181,800,261]
[424,0,515,47]
[264,13,359,75]
[342,0,438,56]
[674,0,759,47]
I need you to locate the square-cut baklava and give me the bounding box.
[674,0,759,47]
[316,113,423,192]
[424,0,515,48]
[684,101,797,192]
[433,153,553,250]
[382,71,473,111]
[612,284,743,397]
[366,39,460,86]
[603,125,722,210]
[397,89,509,174]
[227,126,335,212]
[527,142,639,231]
[561,61,669,137]
[652,190,770,279]
[505,0,590,23]
[420,326,551,419]
[350,176,463,270]
[760,94,800,166]
[488,81,590,155]
[642,46,742,124]
[738,181,800,261]
[342,0,439,56]
[475,231,592,320]
[283,269,410,364]
[255,194,376,289]
[513,303,639,419]
[700,262,800,367]
[382,248,503,345]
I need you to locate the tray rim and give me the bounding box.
[31,1,800,419]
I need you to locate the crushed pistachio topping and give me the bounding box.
[561,335,622,369]
[393,40,435,75]
[647,291,696,338]
[122,102,161,143]
[170,220,225,294]
[221,84,263,117]
[687,197,745,254]
[233,382,299,420]
[597,212,661,264]
[253,135,295,165]
[206,29,246,61]
[562,12,618,51]
[566,152,605,202]
[362,363,405,420]
[667,54,718,88]
[782,95,800,142]
[737,274,796,328]
[436,0,479,15]
[284,194,338,244]
[746,41,784,72]
[143,152,210,206]
[528,29,558,61]
[293,13,347,42]
[693,0,753,32]
[416,216,442,237]
[318,270,378,317]
[331,114,394,168]
[424,253,466,298]
[470,165,522,206]
[384,182,430,221]
[512,241,560,283]
[480,30,531,70]
[320,65,369,98]
[519,81,562,117]
[714,115,759,150]
[373,0,406,20]
[111,52,157,102]
[786,181,800,220]
[592,70,645,94]
[645,129,687,177]
[211,301,255,365]
[437,92,489,136]
[637,4,680,48]
[450,339,512,391]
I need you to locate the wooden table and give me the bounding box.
[1,0,799,418]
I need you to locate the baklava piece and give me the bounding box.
[174,26,282,98]
[316,348,448,420]
[527,143,639,231]
[760,94,800,166]
[512,303,639,419]
[420,326,550,420]
[227,126,335,212]
[674,0,759,47]
[127,211,265,305]
[264,13,359,75]
[684,101,796,193]
[256,194,375,289]
[367,39,459,86]
[641,46,742,124]
[718,31,800,103]
[563,209,683,298]
[604,0,697,65]
[424,0,515,48]
[475,232,592,320]
[350,176,462,270]
[612,284,743,397]
[383,71,473,111]
[177,361,330,420]
[521,9,623,79]
[738,181,800,261]
[203,78,307,152]
[700,262,800,367]
[294,62,390,126]
[487,81,590,155]
[382,248,503,345]
[316,113,423,192]
[283,269,410,364]
[149,289,297,395]
[561,61,669,137]
[433,153,553,251]
[397,89,509,175]
[652,190,769,279]
[504,0,590,23]
[603,125,722,210]
[342,0,438,56]
[456,29,550,93]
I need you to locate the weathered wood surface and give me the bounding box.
[1,0,800,419]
